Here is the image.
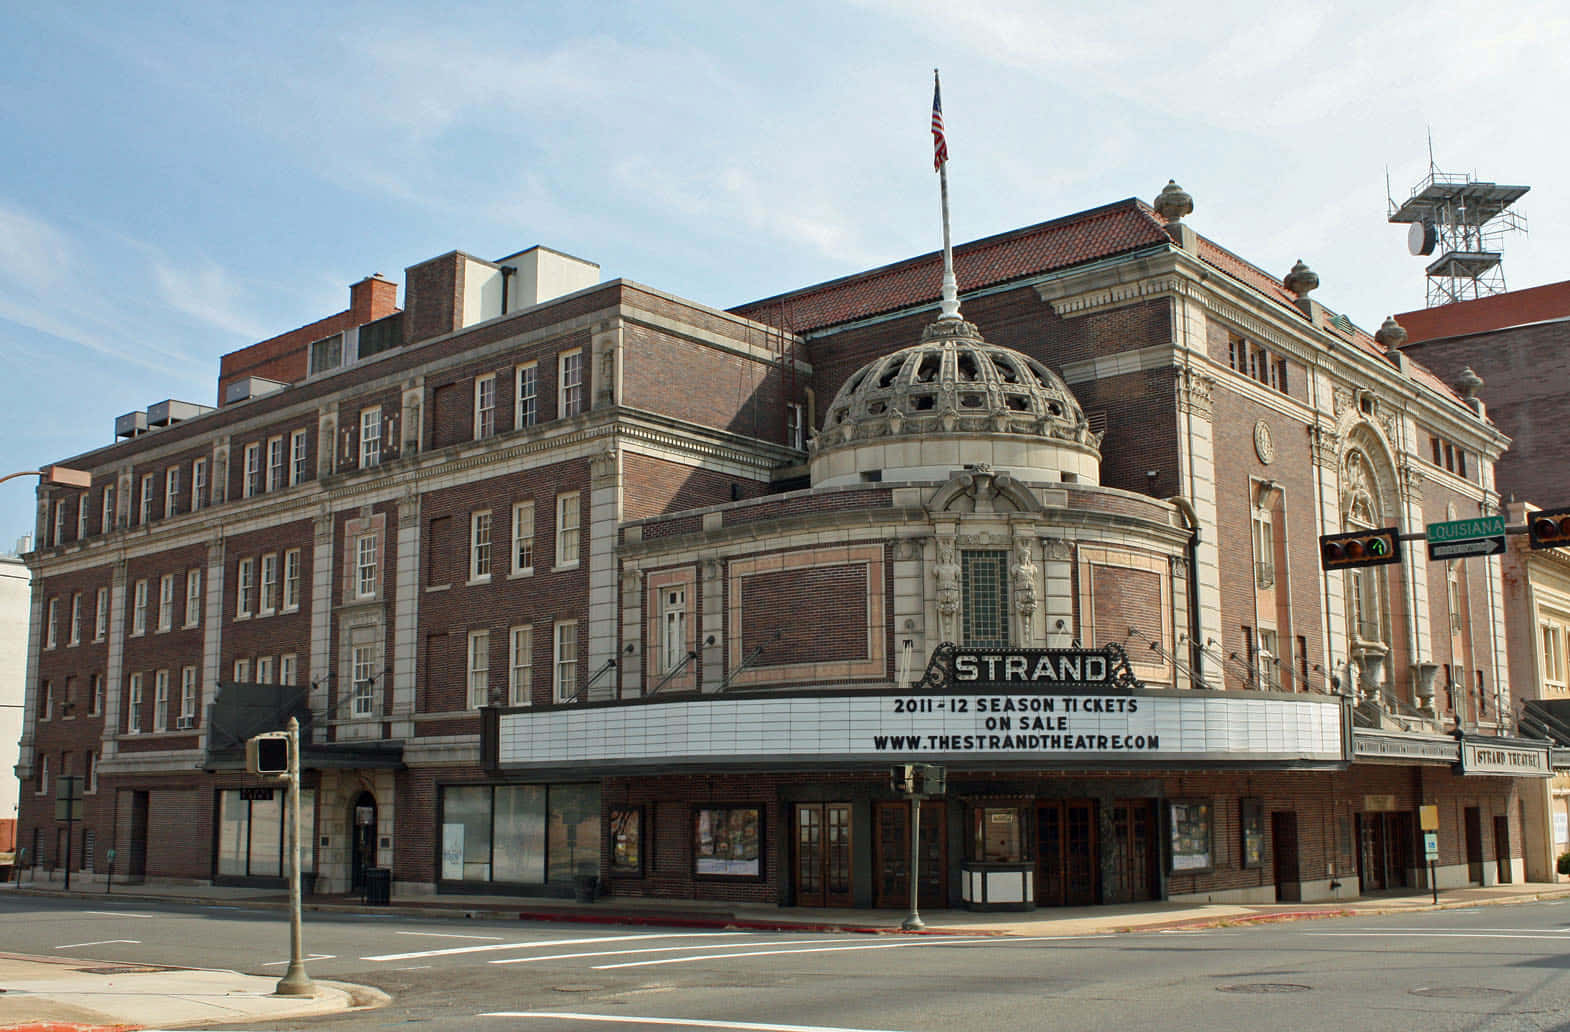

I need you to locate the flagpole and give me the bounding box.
[934,69,960,320]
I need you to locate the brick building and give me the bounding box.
[14,184,1554,908]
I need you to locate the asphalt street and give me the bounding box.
[6,894,1570,1031]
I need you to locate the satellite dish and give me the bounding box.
[1408,219,1437,256]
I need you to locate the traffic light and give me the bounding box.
[246,731,291,776]
[1529,507,1570,550]
[1320,527,1402,570]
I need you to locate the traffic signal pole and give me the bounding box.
[274,716,314,997]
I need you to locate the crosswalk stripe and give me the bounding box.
[481,1011,914,1032]
[364,932,746,962]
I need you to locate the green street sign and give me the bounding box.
[1426,516,1506,560]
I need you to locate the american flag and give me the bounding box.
[931,71,948,171]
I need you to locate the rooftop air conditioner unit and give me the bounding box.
[146,399,215,427]
[115,411,148,438]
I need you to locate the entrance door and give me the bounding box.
[1359,812,1415,891]
[874,800,946,909]
[794,803,853,907]
[1035,800,1098,907]
[1493,815,1511,884]
[128,791,149,878]
[350,791,377,892]
[1272,811,1300,902]
[1464,806,1484,884]
[1106,801,1157,903]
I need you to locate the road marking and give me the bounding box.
[54,939,141,949]
[395,931,505,940]
[1308,932,1570,940]
[593,937,998,969]
[365,932,748,962]
[392,965,433,970]
[263,953,335,966]
[84,910,154,918]
[491,937,869,964]
[482,1012,914,1032]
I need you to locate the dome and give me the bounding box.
[810,317,1102,487]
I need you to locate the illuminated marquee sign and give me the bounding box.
[915,643,1142,694]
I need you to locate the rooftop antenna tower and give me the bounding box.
[1387,135,1528,307]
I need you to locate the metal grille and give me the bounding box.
[961,550,1009,647]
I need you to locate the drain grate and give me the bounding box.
[1217,983,1311,994]
[1411,986,1510,999]
[75,965,181,975]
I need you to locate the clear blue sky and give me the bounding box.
[2,1,1566,545]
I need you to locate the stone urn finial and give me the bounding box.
[1374,315,1408,351]
[1284,259,1319,298]
[1154,180,1193,223]
[1455,366,1484,400]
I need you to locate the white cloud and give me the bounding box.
[152,256,266,340]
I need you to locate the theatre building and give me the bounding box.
[16,183,1555,909]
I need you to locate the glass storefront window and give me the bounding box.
[611,807,643,875]
[694,805,761,877]
[218,794,250,876]
[216,789,315,879]
[974,806,1023,862]
[440,782,599,885]
[493,785,547,883]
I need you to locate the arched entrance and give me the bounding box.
[350,791,377,893]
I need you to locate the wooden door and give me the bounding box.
[795,803,853,907]
[1036,804,1065,906]
[1106,801,1157,903]
[874,800,946,909]
[1036,800,1099,907]
[1464,807,1484,884]
[1272,811,1300,902]
[1493,815,1511,884]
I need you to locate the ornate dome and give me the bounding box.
[810,317,1102,488]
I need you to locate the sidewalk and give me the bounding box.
[3,877,1569,1031]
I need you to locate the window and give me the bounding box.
[68,592,81,645]
[352,644,376,716]
[554,620,578,701]
[356,534,378,599]
[154,669,169,731]
[131,579,148,636]
[1257,627,1281,691]
[184,568,201,627]
[77,496,88,539]
[85,750,97,793]
[1227,333,1290,396]
[661,586,687,674]
[511,501,535,574]
[259,553,278,615]
[52,499,65,545]
[40,680,52,720]
[359,407,382,468]
[236,558,254,618]
[140,472,156,523]
[180,666,197,724]
[280,653,297,687]
[165,465,181,517]
[468,629,491,708]
[474,373,496,439]
[283,549,301,610]
[36,753,49,795]
[556,492,580,568]
[693,806,762,878]
[1240,798,1265,868]
[470,510,492,581]
[1252,507,1275,589]
[234,657,251,682]
[93,586,108,640]
[1430,435,1470,478]
[45,597,58,648]
[90,673,103,716]
[786,402,805,450]
[127,673,143,733]
[243,443,261,498]
[101,483,115,531]
[157,573,174,632]
[309,332,343,375]
[62,675,77,716]
[516,363,538,428]
[509,625,533,705]
[192,457,207,511]
[267,435,285,492]
[1543,622,1567,692]
[1169,799,1214,872]
[960,550,1009,648]
[290,429,308,486]
[256,655,274,683]
[559,349,583,418]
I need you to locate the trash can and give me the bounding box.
[573,874,599,903]
[363,867,391,906]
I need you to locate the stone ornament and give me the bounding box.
[1253,420,1275,465]
[1154,180,1193,223]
